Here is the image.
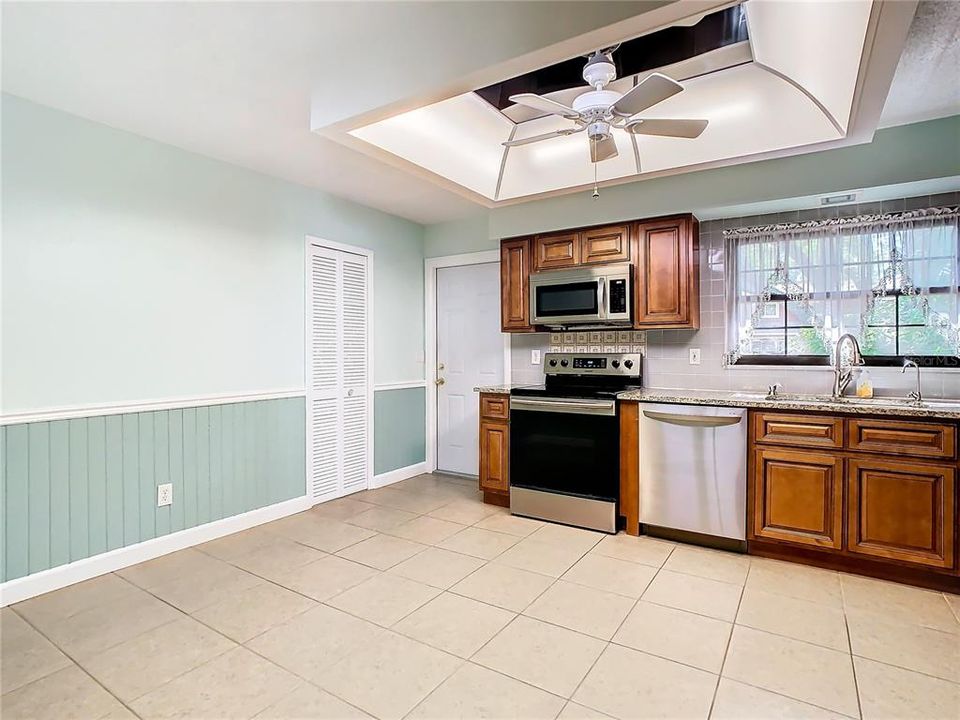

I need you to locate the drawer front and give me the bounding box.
[480,393,509,420]
[753,412,843,449]
[847,418,957,460]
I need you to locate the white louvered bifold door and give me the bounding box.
[340,254,370,494]
[307,244,370,503]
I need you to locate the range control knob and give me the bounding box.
[548,359,558,367]
[623,359,634,369]
[560,359,569,367]
[611,359,621,368]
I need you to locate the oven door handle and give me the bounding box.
[642,410,742,428]
[511,397,616,416]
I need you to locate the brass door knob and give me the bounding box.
[435,377,446,386]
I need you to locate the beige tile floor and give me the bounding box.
[2,472,959,720]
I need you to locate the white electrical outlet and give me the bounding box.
[531,349,541,365]
[689,348,702,365]
[157,483,173,507]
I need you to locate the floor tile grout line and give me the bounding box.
[132,569,378,719]
[9,602,150,719]
[706,556,748,719]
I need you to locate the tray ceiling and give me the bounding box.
[342,0,876,204]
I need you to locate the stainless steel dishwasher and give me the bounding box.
[639,403,747,547]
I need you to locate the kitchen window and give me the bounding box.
[724,207,960,367]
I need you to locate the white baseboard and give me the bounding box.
[371,461,429,489]
[0,495,312,607]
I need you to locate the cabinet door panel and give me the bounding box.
[847,459,955,569]
[581,225,630,265]
[752,448,843,549]
[501,238,532,331]
[479,420,509,493]
[635,216,699,328]
[534,232,579,270]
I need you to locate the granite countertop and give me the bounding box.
[616,388,960,420]
[475,385,960,419]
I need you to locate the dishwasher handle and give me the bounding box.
[642,410,743,428]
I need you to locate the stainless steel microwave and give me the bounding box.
[529,263,632,327]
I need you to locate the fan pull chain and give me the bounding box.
[592,155,599,199]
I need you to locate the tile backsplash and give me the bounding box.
[510,191,960,398]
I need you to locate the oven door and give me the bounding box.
[530,278,603,325]
[509,397,619,502]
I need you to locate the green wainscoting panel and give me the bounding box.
[1,396,306,583]
[374,387,426,475]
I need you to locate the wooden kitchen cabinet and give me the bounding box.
[500,238,533,332]
[634,215,700,328]
[752,447,844,549]
[533,232,579,269]
[581,224,631,265]
[748,408,960,590]
[499,212,699,332]
[479,392,510,506]
[847,458,955,569]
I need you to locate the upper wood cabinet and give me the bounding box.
[500,238,533,332]
[581,225,631,265]
[499,213,699,332]
[534,232,580,270]
[635,215,700,328]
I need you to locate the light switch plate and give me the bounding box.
[531,349,541,365]
[689,348,701,365]
[157,483,173,507]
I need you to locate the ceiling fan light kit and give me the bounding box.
[503,48,709,167]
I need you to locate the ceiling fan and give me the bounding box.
[503,47,708,163]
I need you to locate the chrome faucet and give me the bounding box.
[901,358,922,403]
[832,333,864,399]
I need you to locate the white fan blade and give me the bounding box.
[624,118,708,138]
[502,126,584,147]
[590,134,618,163]
[508,93,579,118]
[610,73,683,117]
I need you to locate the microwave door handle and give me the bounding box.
[597,277,606,319]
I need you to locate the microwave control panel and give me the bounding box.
[608,278,628,314]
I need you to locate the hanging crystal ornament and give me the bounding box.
[861,245,960,354]
[724,258,830,365]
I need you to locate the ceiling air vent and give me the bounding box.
[820,191,860,206]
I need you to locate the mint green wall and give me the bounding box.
[423,115,960,255]
[1,94,426,414]
[1,397,305,582]
[374,387,426,475]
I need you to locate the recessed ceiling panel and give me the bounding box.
[635,63,840,175]
[350,92,508,198]
[746,0,872,132]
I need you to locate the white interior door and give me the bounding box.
[308,242,371,503]
[437,262,503,475]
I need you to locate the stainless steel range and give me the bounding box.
[509,352,642,533]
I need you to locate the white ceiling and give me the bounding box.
[879,0,960,128]
[0,1,656,224]
[2,1,955,226]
